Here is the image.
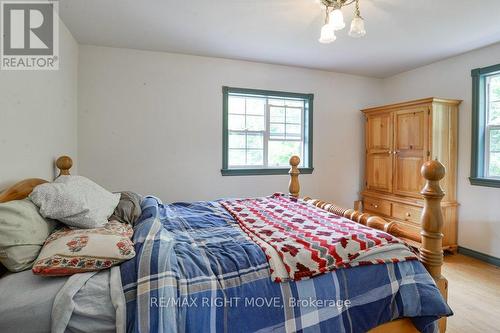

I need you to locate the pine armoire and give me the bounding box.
[358,97,461,252]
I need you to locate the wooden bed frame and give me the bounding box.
[0,155,449,333]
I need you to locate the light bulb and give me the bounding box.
[319,24,336,44]
[349,16,366,38]
[329,9,345,31]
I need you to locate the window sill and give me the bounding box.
[469,177,500,188]
[221,167,314,176]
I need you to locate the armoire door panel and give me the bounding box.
[366,153,392,193]
[393,108,428,197]
[365,112,393,193]
[394,155,425,196]
[366,113,392,151]
[395,110,425,150]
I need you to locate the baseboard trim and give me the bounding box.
[458,246,500,267]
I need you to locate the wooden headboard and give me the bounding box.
[0,156,73,204]
[0,156,73,276]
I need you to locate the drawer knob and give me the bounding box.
[372,204,379,208]
[406,212,411,217]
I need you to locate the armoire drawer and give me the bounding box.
[392,203,422,225]
[363,197,391,217]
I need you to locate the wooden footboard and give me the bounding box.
[288,156,449,333]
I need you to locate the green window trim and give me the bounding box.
[221,168,314,177]
[222,86,314,176]
[470,63,500,188]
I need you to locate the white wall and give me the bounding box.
[382,43,500,258]
[78,43,500,258]
[0,20,78,188]
[0,13,495,258]
[78,45,383,208]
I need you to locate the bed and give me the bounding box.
[0,155,451,333]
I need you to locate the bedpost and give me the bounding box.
[288,156,300,197]
[56,156,72,176]
[420,159,448,333]
[419,160,446,279]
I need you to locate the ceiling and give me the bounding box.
[59,0,500,78]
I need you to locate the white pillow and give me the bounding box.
[29,176,120,229]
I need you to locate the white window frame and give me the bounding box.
[484,74,500,179]
[227,97,305,169]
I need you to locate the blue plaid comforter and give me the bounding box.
[120,197,452,333]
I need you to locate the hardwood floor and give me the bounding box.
[443,254,500,333]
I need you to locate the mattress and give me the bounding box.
[0,267,125,333]
[0,269,67,332]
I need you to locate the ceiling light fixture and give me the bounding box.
[317,0,366,44]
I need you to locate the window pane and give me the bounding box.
[246,98,265,115]
[228,149,246,166]
[489,75,500,101]
[268,99,285,106]
[270,107,285,123]
[285,100,304,108]
[489,152,500,177]
[247,150,263,166]
[247,133,263,149]
[228,96,245,114]
[246,115,264,131]
[490,128,500,152]
[489,102,500,125]
[286,124,302,138]
[268,141,302,167]
[286,108,302,124]
[286,124,301,134]
[270,123,285,139]
[228,114,245,130]
[228,132,245,149]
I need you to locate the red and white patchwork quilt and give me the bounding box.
[221,193,417,282]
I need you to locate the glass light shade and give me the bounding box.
[349,16,366,38]
[329,9,345,31]
[318,24,336,44]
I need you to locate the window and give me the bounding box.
[222,87,313,176]
[470,64,500,187]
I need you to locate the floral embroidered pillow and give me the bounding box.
[32,220,135,276]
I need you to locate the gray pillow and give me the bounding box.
[110,191,143,225]
[29,176,120,229]
[0,199,58,272]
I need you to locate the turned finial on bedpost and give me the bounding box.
[289,155,300,197]
[56,156,72,177]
